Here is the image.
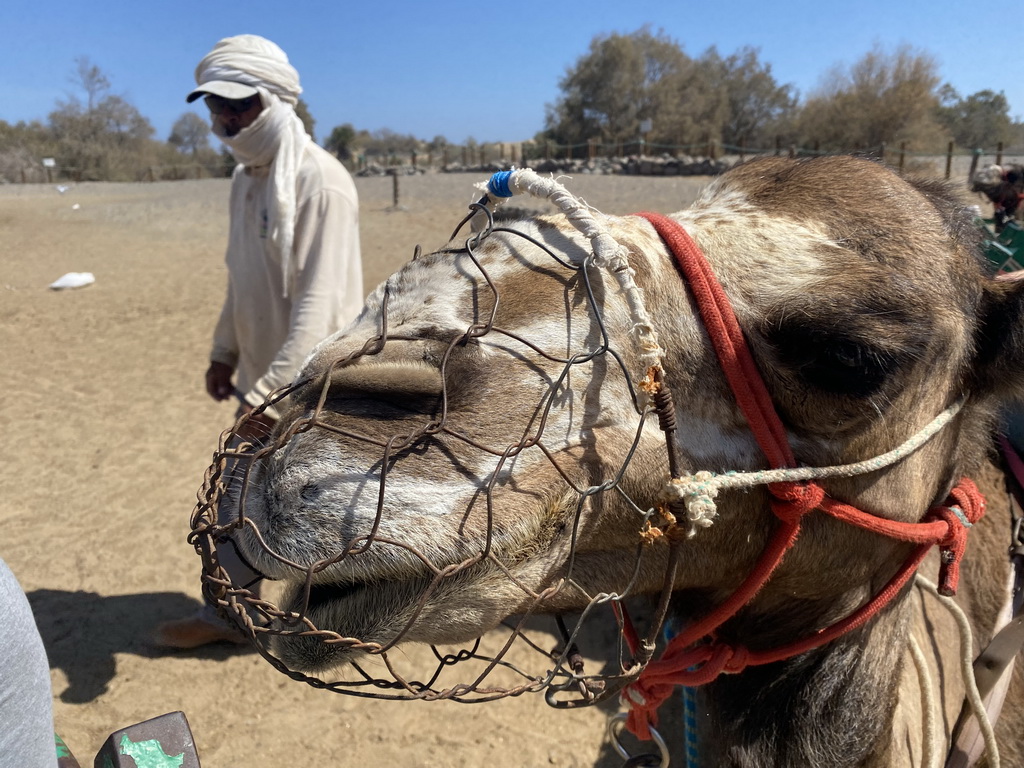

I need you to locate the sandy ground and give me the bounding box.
[0,171,724,767]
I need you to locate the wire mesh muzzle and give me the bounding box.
[187,200,681,704]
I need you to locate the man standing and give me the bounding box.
[156,34,363,648]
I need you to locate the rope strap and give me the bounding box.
[622,482,983,742]
[620,211,987,744]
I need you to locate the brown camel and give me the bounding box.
[197,155,1024,766]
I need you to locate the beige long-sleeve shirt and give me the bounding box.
[210,142,363,410]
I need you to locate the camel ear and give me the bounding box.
[974,276,1024,401]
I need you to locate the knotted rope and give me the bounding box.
[619,211,987,743]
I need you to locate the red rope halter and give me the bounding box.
[622,211,986,740]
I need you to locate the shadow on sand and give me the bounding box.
[27,589,253,704]
[28,588,684,765]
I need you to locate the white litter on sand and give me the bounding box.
[49,272,95,290]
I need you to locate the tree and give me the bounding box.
[796,44,948,152]
[71,56,110,111]
[48,58,157,180]
[169,112,210,155]
[936,87,1013,150]
[325,123,356,160]
[544,27,690,149]
[95,95,154,140]
[709,47,796,149]
[295,98,315,142]
[543,30,795,155]
[360,128,422,161]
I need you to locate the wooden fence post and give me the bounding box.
[945,142,953,180]
[898,142,906,173]
[443,146,449,170]
[996,142,1004,166]
[968,148,982,184]
[738,138,745,163]
[774,136,782,157]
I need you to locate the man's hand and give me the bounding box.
[206,361,235,401]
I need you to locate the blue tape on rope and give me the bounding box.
[488,170,514,198]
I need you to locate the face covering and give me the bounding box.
[217,89,310,298]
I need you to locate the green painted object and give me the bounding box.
[92,711,200,768]
[117,734,184,768]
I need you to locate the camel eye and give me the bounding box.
[768,326,895,397]
[300,483,322,503]
[824,340,866,369]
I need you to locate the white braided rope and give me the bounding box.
[479,169,665,406]
[916,575,1000,768]
[662,399,965,535]
[908,633,941,768]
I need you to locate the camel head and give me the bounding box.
[204,157,1024,692]
[972,163,1005,191]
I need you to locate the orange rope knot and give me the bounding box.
[769,481,826,525]
[638,365,662,396]
[930,478,986,596]
[639,504,679,543]
[623,641,755,739]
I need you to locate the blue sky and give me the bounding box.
[1,0,1019,146]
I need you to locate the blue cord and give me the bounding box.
[663,619,700,767]
[487,170,514,198]
[682,686,700,768]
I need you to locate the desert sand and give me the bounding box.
[1,171,722,767]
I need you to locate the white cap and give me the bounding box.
[186,80,259,103]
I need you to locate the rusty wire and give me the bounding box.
[188,194,685,706]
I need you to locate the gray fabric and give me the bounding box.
[0,558,58,767]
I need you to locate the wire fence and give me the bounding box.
[8,140,1023,185]
[353,138,1024,182]
[190,196,672,705]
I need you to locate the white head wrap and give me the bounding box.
[193,34,302,105]
[195,35,310,297]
